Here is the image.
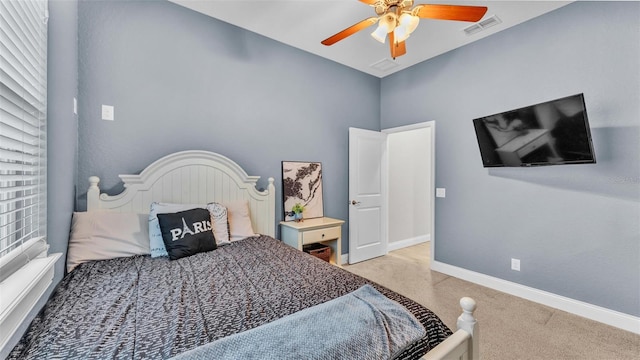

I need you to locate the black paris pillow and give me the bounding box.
[157,208,217,260]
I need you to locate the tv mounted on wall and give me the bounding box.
[473,93,596,167]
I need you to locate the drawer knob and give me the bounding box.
[322,233,325,238]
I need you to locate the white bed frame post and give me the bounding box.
[422,297,478,360]
[87,176,101,211]
[457,297,479,360]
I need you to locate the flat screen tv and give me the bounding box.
[473,93,596,167]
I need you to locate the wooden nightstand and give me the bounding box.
[280,217,344,266]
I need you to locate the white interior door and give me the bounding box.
[348,127,388,264]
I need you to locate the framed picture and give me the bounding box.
[282,161,324,221]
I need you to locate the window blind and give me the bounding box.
[0,0,48,279]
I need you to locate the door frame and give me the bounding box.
[382,121,436,264]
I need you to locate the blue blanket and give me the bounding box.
[171,284,426,360]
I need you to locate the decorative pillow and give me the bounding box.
[149,202,203,257]
[225,200,257,242]
[157,208,217,260]
[206,202,231,246]
[67,212,149,273]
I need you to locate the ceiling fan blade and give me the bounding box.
[414,4,488,22]
[393,41,407,58]
[389,32,407,59]
[321,17,378,46]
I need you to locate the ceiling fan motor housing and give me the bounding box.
[374,0,414,15]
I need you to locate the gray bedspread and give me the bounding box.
[171,284,425,360]
[9,236,451,359]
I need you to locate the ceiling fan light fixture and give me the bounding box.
[371,22,389,43]
[394,24,409,43]
[372,12,397,43]
[402,13,420,34]
[394,13,419,42]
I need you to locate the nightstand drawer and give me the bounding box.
[302,226,341,245]
[280,217,344,266]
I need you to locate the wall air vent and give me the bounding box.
[463,15,502,36]
[370,58,400,72]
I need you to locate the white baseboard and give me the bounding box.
[431,260,640,335]
[342,235,431,265]
[387,234,430,252]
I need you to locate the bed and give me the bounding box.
[8,150,478,360]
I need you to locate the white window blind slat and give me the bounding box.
[0,28,43,99]
[1,80,44,120]
[19,0,47,51]
[0,149,38,164]
[0,193,39,207]
[0,174,38,182]
[0,146,40,161]
[1,3,44,77]
[0,202,38,218]
[0,0,47,267]
[0,106,40,135]
[0,36,43,95]
[1,228,38,250]
[0,183,38,196]
[0,52,45,108]
[0,135,40,154]
[0,119,40,140]
[0,161,39,173]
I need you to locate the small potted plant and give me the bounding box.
[291,203,305,222]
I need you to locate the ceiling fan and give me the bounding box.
[321,0,488,59]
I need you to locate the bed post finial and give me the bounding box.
[458,297,479,360]
[87,176,101,211]
[265,177,276,237]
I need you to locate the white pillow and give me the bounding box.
[225,200,257,242]
[67,212,149,273]
[149,201,258,254]
[206,202,231,246]
[149,202,203,257]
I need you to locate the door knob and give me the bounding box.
[351,200,361,205]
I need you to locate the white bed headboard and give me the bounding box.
[86,150,276,237]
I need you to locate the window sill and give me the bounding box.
[0,253,61,351]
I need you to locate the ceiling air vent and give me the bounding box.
[463,15,501,36]
[370,58,400,72]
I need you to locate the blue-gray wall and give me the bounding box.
[76,0,380,247]
[2,0,79,357]
[381,1,639,316]
[48,0,78,292]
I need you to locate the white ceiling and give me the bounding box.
[169,0,572,78]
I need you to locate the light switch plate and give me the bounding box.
[436,188,446,198]
[102,105,114,121]
[511,258,521,271]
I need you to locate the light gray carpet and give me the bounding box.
[343,242,640,360]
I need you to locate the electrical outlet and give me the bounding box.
[511,258,521,271]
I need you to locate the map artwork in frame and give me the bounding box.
[282,161,324,221]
